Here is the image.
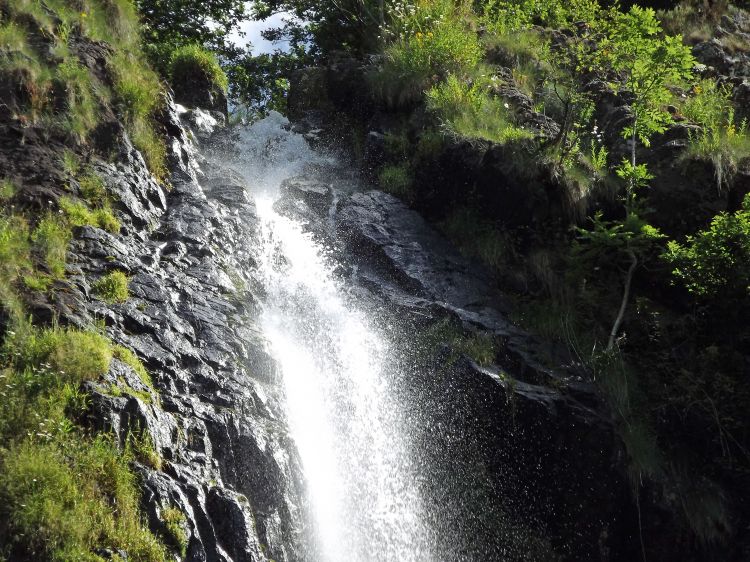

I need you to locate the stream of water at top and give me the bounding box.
[228,112,434,562]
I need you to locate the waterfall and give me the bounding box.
[229,112,434,562]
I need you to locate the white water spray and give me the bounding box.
[230,113,433,562]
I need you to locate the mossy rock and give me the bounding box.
[169,44,228,115]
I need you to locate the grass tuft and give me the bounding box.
[53,58,99,141]
[92,270,130,303]
[59,196,120,234]
[78,169,107,202]
[128,429,163,471]
[0,178,16,201]
[31,214,70,279]
[161,506,189,557]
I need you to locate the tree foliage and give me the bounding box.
[136,0,248,67]
[251,0,384,56]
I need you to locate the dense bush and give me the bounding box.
[664,194,750,299]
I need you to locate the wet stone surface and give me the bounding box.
[57,101,307,562]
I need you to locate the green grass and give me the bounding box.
[441,207,516,272]
[376,0,481,108]
[107,51,168,181]
[0,431,167,561]
[4,326,113,383]
[483,28,550,78]
[53,58,99,141]
[416,317,498,367]
[0,178,15,201]
[60,150,81,178]
[1,212,71,292]
[378,164,413,198]
[161,506,188,557]
[92,270,130,303]
[0,21,27,52]
[454,332,497,367]
[129,119,168,181]
[110,51,161,122]
[78,169,107,202]
[0,322,168,560]
[169,44,228,93]
[2,0,167,178]
[0,5,171,557]
[426,74,533,144]
[0,214,32,318]
[32,214,70,279]
[113,345,154,391]
[680,79,750,190]
[59,196,121,234]
[128,429,163,471]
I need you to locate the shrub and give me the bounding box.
[377,0,481,107]
[92,270,130,303]
[481,0,600,35]
[169,44,228,93]
[664,194,750,299]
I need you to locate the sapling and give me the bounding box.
[580,6,694,349]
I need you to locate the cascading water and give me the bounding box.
[228,113,434,562]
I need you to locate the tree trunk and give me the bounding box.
[608,249,638,350]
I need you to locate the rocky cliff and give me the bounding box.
[0,33,306,557]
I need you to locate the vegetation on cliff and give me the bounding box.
[0,0,180,559]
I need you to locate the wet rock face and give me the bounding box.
[272,172,634,561]
[3,97,305,561]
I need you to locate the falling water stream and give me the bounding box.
[228,113,434,562]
